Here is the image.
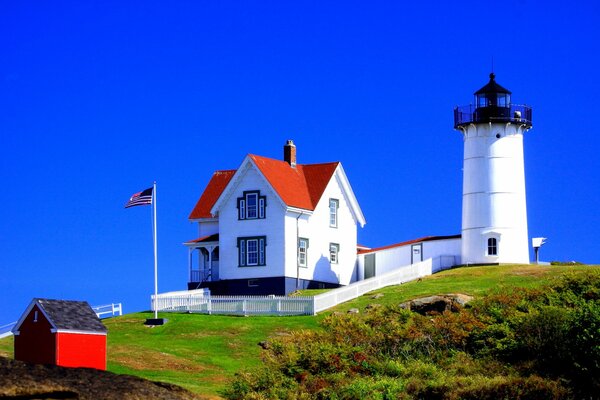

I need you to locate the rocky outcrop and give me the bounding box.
[399,294,474,315]
[0,356,202,400]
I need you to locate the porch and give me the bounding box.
[184,234,220,289]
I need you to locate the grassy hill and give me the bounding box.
[0,264,597,399]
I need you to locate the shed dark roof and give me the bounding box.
[474,73,511,95]
[35,299,107,333]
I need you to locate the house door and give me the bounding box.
[211,247,220,281]
[411,244,423,264]
[364,254,376,279]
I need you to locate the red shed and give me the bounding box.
[12,298,108,370]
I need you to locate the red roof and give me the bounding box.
[249,155,338,210]
[358,235,461,254]
[184,234,219,245]
[189,170,235,219]
[189,155,339,219]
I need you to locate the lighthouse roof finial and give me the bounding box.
[474,72,511,95]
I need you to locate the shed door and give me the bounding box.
[364,254,376,279]
[411,244,423,264]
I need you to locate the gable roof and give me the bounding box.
[14,298,107,334]
[189,155,343,219]
[249,154,339,211]
[189,170,236,219]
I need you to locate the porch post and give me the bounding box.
[188,248,193,282]
[207,245,213,281]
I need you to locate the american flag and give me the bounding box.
[125,187,153,208]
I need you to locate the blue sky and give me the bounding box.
[1,0,599,323]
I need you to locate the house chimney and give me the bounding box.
[284,140,296,167]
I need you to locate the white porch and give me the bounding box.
[184,234,220,287]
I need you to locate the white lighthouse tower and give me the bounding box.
[454,73,532,264]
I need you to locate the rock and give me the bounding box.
[365,303,382,312]
[448,293,474,307]
[258,341,270,349]
[399,294,474,315]
[371,293,384,299]
[347,308,360,314]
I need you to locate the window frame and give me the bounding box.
[487,237,498,256]
[237,236,267,267]
[329,198,339,228]
[329,243,340,264]
[298,237,309,268]
[237,191,266,220]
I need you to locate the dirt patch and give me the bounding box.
[111,346,206,373]
[510,266,549,277]
[0,356,202,399]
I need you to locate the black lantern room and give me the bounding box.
[454,73,532,129]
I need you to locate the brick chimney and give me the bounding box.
[283,140,296,168]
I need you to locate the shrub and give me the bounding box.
[224,270,600,399]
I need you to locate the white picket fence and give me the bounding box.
[153,257,454,316]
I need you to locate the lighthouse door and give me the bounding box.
[411,244,423,264]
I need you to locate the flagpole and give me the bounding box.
[152,181,158,320]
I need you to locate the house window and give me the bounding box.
[487,237,498,256]
[298,238,309,267]
[237,191,266,220]
[329,199,339,227]
[330,243,339,264]
[33,311,38,323]
[238,236,267,266]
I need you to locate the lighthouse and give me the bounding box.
[454,73,532,264]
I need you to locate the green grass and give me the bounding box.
[327,264,597,313]
[1,264,597,399]
[104,312,323,399]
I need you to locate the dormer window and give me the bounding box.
[237,191,266,220]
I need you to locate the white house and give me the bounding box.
[185,140,366,295]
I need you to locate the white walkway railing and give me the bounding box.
[0,322,16,339]
[153,257,454,316]
[92,303,123,319]
[313,257,451,313]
